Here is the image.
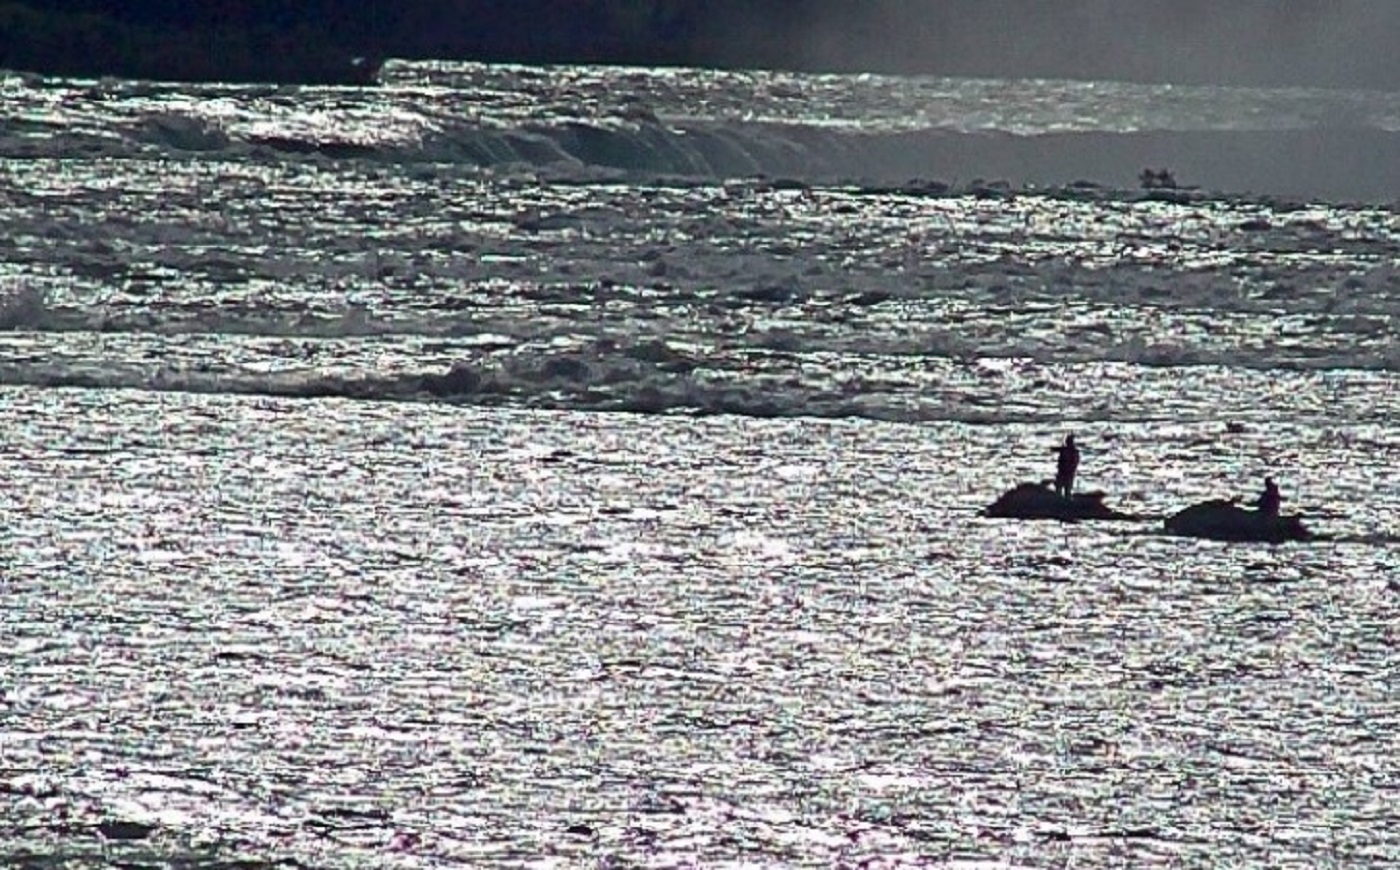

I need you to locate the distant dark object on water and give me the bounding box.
[982,482,1136,522]
[97,820,155,842]
[247,136,380,159]
[1163,499,1312,543]
[1139,167,1179,190]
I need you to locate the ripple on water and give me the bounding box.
[0,389,1396,868]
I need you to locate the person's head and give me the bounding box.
[1066,433,1075,445]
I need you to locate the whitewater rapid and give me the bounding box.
[1,158,1397,426]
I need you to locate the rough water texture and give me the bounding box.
[0,60,1397,868]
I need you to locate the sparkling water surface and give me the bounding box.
[2,389,1396,868]
[1,58,1398,869]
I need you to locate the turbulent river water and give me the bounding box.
[0,59,1397,868]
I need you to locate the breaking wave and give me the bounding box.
[0,324,1395,427]
[22,112,1400,201]
[5,62,1400,199]
[0,355,1156,425]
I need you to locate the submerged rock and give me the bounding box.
[1164,499,1312,543]
[420,362,482,397]
[982,482,1135,521]
[97,819,155,841]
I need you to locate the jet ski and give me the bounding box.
[1164,498,1312,543]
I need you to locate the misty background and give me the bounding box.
[3,1,1400,89]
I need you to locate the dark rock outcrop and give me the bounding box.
[982,482,1135,521]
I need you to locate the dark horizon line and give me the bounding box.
[4,1,1400,90]
[10,51,1399,93]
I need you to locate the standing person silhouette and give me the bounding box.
[1052,434,1080,499]
[1254,476,1282,516]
